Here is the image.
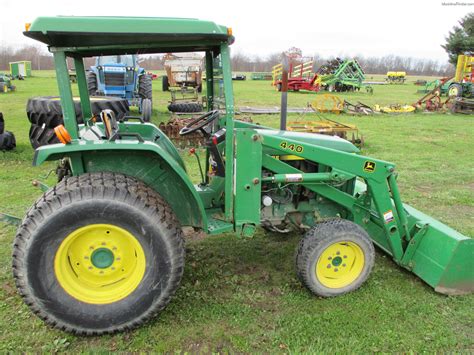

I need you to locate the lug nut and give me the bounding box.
[334,268,338,272]
[327,264,331,268]
[328,256,332,260]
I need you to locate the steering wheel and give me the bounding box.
[179,110,220,136]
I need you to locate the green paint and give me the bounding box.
[91,248,114,269]
[332,256,343,267]
[24,16,473,295]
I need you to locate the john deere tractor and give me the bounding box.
[15,16,473,335]
[447,54,473,99]
[87,55,153,121]
[0,73,16,93]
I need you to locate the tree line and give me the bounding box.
[0,44,454,77]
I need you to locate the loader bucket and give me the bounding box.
[403,204,474,295]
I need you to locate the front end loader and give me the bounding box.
[12,16,473,335]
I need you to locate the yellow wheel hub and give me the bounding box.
[54,224,146,304]
[315,241,365,288]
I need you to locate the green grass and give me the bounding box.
[0,71,473,352]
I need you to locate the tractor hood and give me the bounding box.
[256,129,360,154]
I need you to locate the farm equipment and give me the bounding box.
[273,60,320,92]
[15,16,473,335]
[87,55,152,121]
[232,73,246,80]
[386,71,406,84]
[0,73,16,93]
[318,58,367,92]
[251,72,272,80]
[163,53,203,112]
[413,76,453,111]
[447,54,474,98]
[288,116,363,147]
[417,78,451,95]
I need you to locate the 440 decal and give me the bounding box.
[279,141,304,153]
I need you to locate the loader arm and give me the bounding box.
[255,129,473,295]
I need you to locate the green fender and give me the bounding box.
[33,140,207,228]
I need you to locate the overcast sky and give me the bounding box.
[0,0,472,62]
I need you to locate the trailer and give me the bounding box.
[9,61,31,78]
[273,60,320,92]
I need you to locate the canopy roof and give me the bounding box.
[24,16,233,56]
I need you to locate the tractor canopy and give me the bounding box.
[24,16,234,55]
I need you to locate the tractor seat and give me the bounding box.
[100,109,119,139]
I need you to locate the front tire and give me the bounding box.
[295,219,374,297]
[141,98,152,122]
[13,173,185,335]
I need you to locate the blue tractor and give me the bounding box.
[87,55,153,121]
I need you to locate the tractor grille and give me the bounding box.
[104,72,126,86]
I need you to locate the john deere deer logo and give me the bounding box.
[364,161,376,173]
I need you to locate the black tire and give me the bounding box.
[138,74,153,100]
[87,72,97,96]
[26,96,129,149]
[13,173,185,335]
[0,112,4,134]
[448,83,463,98]
[162,75,169,91]
[167,102,203,113]
[0,131,16,150]
[29,124,60,149]
[295,219,375,297]
[141,98,152,122]
[27,96,129,125]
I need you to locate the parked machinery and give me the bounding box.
[163,53,204,112]
[386,71,406,84]
[13,16,473,336]
[272,59,320,92]
[0,74,16,93]
[447,54,473,98]
[87,55,152,121]
[318,58,367,92]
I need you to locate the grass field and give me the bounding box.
[0,71,473,352]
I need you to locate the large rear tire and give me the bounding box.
[295,219,374,297]
[448,83,463,98]
[141,98,152,122]
[87,72,98,96]
[13,173,185,335]
[138,74,153,100]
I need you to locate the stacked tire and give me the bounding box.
[27,96,129,149]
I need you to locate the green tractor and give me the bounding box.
[0,73,16,93]
[15,16,473,335]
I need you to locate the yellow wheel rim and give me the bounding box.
[54,224,146,304]
[448,86,458,97]
[315,241,365,288]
